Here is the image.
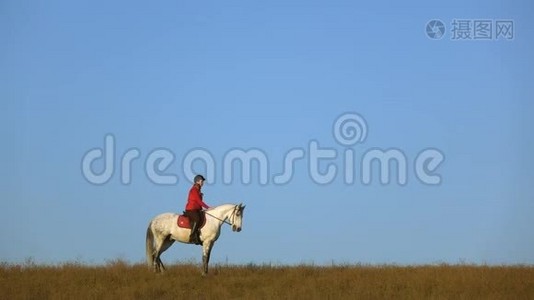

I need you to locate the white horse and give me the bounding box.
[146,203,245,275]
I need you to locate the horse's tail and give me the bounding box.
[146,221,155,268]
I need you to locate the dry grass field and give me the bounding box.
[1,260,533,299]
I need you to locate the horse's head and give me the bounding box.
[231,203,245,232]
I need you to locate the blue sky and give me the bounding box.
[1,0,533,265]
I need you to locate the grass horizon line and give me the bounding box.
[3,257,534,268]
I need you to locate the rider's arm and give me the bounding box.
[191,188,210,209]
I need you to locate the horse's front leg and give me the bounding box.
[201,241,214,276]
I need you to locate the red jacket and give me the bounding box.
[186,184,210,210]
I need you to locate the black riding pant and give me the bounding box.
[184,209,201,225]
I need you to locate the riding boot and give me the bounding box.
[189,221,201,245]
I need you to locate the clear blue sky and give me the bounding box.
[1,0,533,265]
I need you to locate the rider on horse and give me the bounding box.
[184,175,210,245]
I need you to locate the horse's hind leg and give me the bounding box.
[155,235,174,273]
[156,257,165,272]
[152,233,166,273]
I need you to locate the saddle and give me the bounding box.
[177,211,207,229]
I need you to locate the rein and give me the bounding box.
[204,207,236,226]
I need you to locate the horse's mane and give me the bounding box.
[206,203,237,211]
